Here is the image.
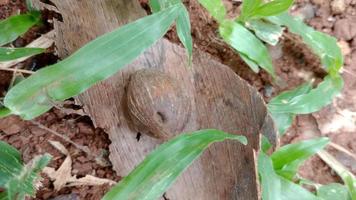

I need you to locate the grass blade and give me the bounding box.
[268,75,343,114]
[176,4,193,62]
[258,152,319,200]
[268,13,343,76]
[219,20,276,78]
[271,137,329,180]
[198,0,227,23]
[4,5,181,120]
[253,0,294,18]
[0,47,44,62]
[0,11,41,46]
[239,0,262,21]
[317,183,351,200]
[149,1,193,62]
[102,129,247,200]
[0,141,51,199]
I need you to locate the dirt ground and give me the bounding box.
[0,0,355,199]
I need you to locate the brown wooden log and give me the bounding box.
[32,0,278,199]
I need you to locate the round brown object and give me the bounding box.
[126,69,191,140]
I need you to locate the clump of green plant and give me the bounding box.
[0,141,51,200]
[0,0,351,200]
[197,0,343,135]
[0,11,45,62]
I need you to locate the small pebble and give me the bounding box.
[331,0,346,14]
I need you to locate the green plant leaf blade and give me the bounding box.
[4,5,181,120]
[176,4,193,62]
[267,13,343,76]
[271,137,329,180]
[198,0,226,23]
[149,0,181,12]
[268,75,343,114]
[219,20,276,78]
[317,183,351,200]
[239,0,262,22]
[253,0,294,19]
[0,11,41,46]
[258,152,319,200]
[0,141,22,187]
[0,47,44,62]
[246,19,284,46]
[268,82,312,135]
[102,129,247,200]
[148,1,193,60]
[0,141,51,199]
[0,107,12,118]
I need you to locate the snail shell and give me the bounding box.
[126,69,191,140]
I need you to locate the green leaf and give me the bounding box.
[258,152,319,200]
[0,11,41,46]
[344,175,356,200]
[0,141,22,187]
[147,1,194,64]
[268,75,343,114]
[240,53,260,73]
[176,5,193,62]
[4,5,182,120]
[246,19,284,46]
[267,13,343,76]
[0,141,51,199]
[6,154,51,200]
[271,137,329,180]
[102,129,247,200]
[261,135,273,153]
[149,0,181,12]
[239,0,262,22]
[0,47,44,62]
[317,183,351,200]
[219,20,276,78]
[0,107,12,118]
[198,0,226,23]
[253,0,294,18]
[268,82,312,134]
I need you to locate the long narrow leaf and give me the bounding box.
[0,47,44,62]
[0,11,41,46]
[317,183,351,200]
[239,0,262,21]
[219,20,276,78]
[253,0,294,19]
[268,82,312,135]
[198,0,227,23]
[4,5,181,120]
[268,75,343,114]
[0,107,11,118]
[102,129,247,200]
[149,1,193,62]
[268,13,343,76]
[259,152,319,200]
[0,141,51,199]
[271,137,329,180]
[176,4,193,62]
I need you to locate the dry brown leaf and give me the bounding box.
[66,175,116,187]
[49,140,69,155]
[43,141,115,191]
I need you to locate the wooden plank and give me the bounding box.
[33,0,278,199]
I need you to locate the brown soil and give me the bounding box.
[1,0,356,199]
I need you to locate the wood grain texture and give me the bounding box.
[32,0,278,199]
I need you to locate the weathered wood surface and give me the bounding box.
[33,0,278,199]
